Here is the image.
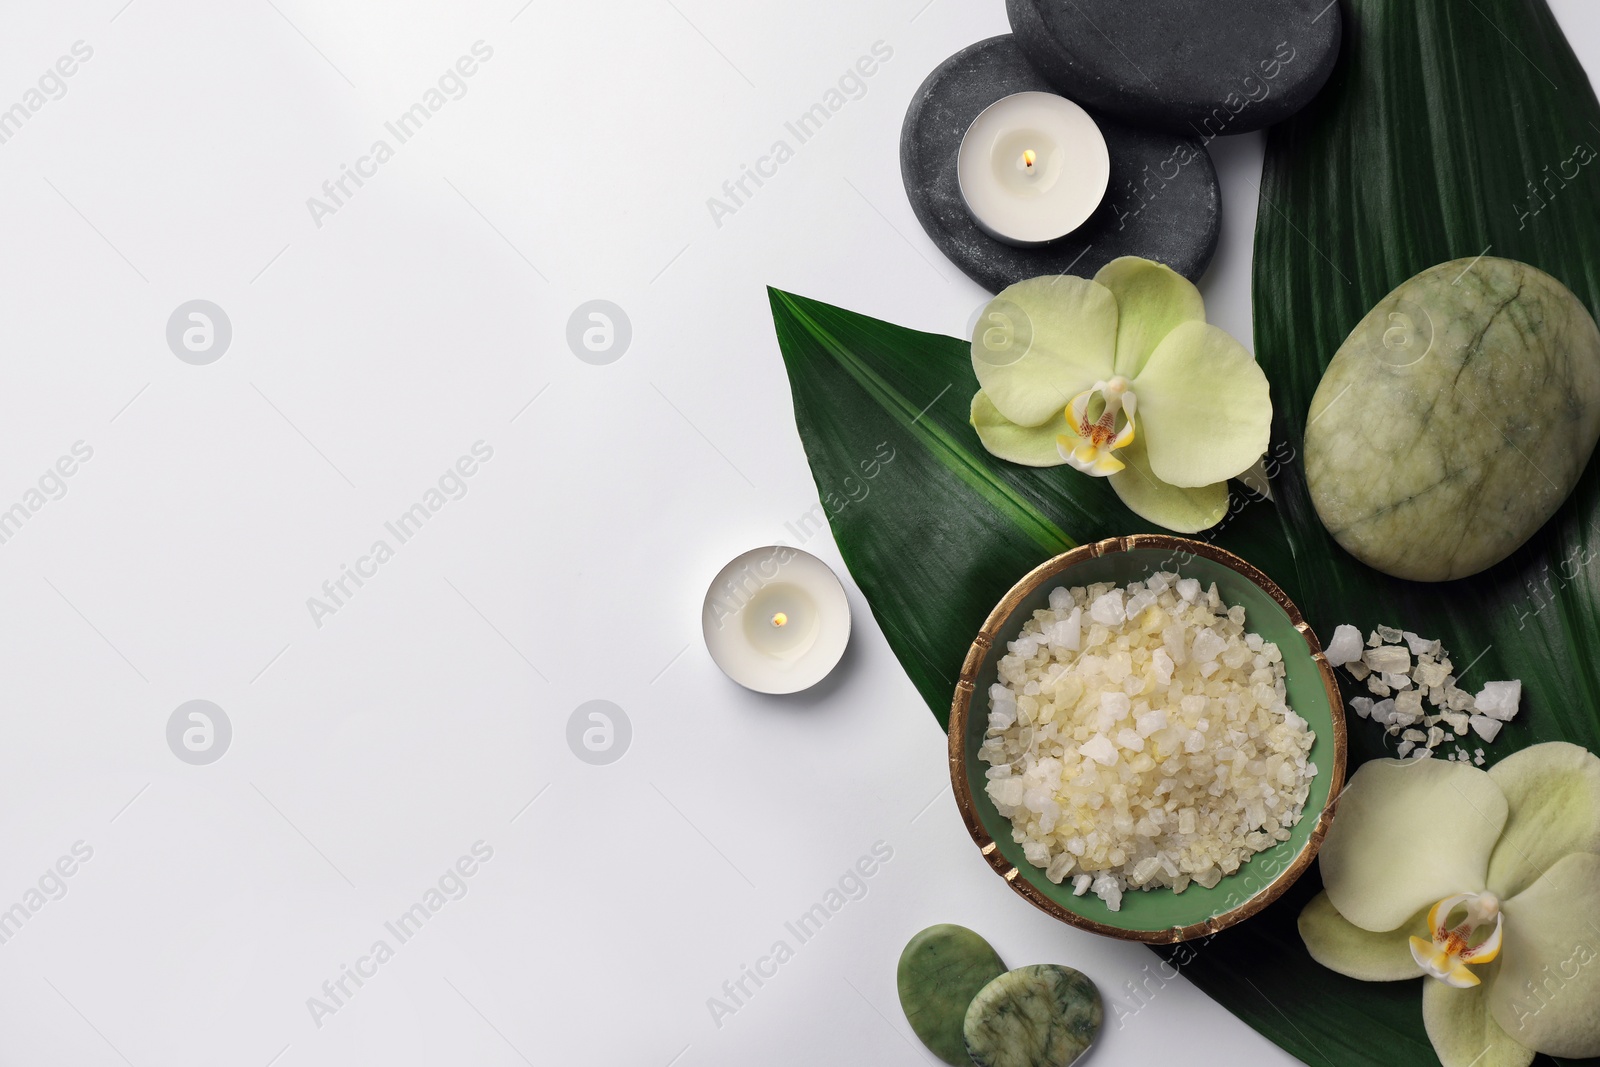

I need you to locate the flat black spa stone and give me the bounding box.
[1007,0,1341,135]
[901,35,1219,293]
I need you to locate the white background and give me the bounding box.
[0,2,1595,1065]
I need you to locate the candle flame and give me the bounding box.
[771,612,788,628]
[1022,148,1038,169]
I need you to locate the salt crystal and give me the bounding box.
[1350,696,1374,719]
[1089,591,1125,627]
[1072,873,1092,896]
[1475,681,1521,722]
[1176,578,1201,603]
[1116,728,1146,752]
[1397,739,1415,757]
[1403,631,1440,656]
[1080,734,1119,766]
[1152,648,1174,686]
[1367,677,1392,697]
[1049,586,1074,612]
[1048,609,1082,651]
[1136,708,1168,736]
[1376,625,1404,643]
[1192,628,1228,664]
[1324,624,1365,667]
[1469,715,1504,743]
[1363,646,1411,674]
[1125,590,1157,620]
[1092,873,1124,911]
[1370,698,1397,726]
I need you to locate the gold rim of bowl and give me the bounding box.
[946,534,1349,943]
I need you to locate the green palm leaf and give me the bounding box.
[769,287,1294,728]
[1217,1,1600,1063]
[770,2,1600,1063]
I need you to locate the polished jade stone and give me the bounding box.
[963,964,1103,1067]
[1305,257,1600,581]
[897,925,1007,1065]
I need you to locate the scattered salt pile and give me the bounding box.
[979,573,1317,912]
[1323,624,1520,762]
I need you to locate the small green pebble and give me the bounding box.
[897,924,1008,1065]
[964,964,1103,1067]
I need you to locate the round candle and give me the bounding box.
[956,91,1110,247]
[702,546,850,694]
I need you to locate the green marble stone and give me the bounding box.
[897,925,1007,1065]
[1305,257,1600,581]
[963,964,1103,1067]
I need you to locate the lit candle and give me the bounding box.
[956,91,1110,247]
[702,546,850,694]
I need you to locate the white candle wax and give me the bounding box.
[702,546,850,694]
[957,91,1111,247]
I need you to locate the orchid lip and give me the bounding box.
[1057,378,1137,477]
[1408,890,1504,988]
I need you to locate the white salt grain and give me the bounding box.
[1475,681,1521,722]
[1090,591,1125,627]
[1324,624,1364,667]
[1469,715,1504,743]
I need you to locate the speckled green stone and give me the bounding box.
[963,964,1103,1067]
[1305,257,1600,581]
[897,925,1008,1065]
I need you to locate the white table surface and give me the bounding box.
[2,2,1596,1064]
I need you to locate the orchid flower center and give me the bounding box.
[1058,377,1137,477]
[1409,891,1503,988]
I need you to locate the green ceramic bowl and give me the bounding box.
[948,535,1346,943]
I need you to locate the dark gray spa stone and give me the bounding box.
[901,35,1219,293]
[1007,0,1341,135]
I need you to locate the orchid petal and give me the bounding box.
[971,276,1118,427]
[1131,321,1272,488]
[1489,852,1600,1058]
[1106,430,1229,533]
[970,391,1070,467]
[1093,256,1206,379]
[1319,758,1508,932]
[1486,742,1600,899]
[1298,891,1428,981]
[1422,979,1536,1067]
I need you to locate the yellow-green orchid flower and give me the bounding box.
[1299,743,1600,1067]
[969,257,1272,533]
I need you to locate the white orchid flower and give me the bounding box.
[1299,742,1600,1067]
[969,257,1272,533]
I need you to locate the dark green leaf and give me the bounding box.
[768,287,1294,728]
[1214,0,1600,1064]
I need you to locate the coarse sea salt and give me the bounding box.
[980,573,1317,911]
[1324,624,1521,759]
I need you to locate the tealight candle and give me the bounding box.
[956,91,1110,246]
[702,546,850,694]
